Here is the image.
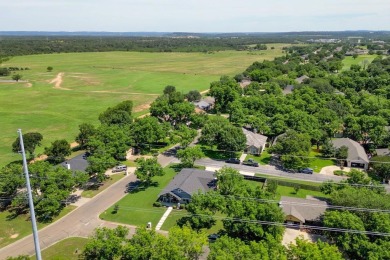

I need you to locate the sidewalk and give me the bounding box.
[155,207,173,230]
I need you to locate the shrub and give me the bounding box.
[153,202,162,207]
[179,204,185,209]
[333,170,348,176]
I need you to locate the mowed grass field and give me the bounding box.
[0,44,288,166]
[341,54,377,71]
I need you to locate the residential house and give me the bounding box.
[158,168,216,206]
[282,85,294,95]
[295,75,309,84]
[194,96,215,111]
[280,196,328,226]
[242,128,268,155]
[331,138,369,169]
[240,78,252,88]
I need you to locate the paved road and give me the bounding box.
[196,158,347,183]
[0,173,139,258]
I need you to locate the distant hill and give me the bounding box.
[0,30,389,39]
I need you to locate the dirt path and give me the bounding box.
[89,90,159,96]
[133,103,152,113]
[49,72,71,90]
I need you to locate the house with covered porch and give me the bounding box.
[158,168,216,206]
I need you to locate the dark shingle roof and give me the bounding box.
[280,196,328,223]
[158,168,216,199]
[61,152,88,172]
[331,138,369,163]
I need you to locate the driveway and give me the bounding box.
[319,166,352,176]
[0,171,145,258]
[282,228,326,246]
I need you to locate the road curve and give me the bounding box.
[0,173,137,259]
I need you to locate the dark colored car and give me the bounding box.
[208,233,220,242]
[225,158,240,164]
[242,158,259,167]
[300,168,314,174]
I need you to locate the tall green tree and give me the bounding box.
[98,100,133,126]
[135,158,164,185]
[45,139,71,164]
[132,116,165,148]
[209,76,242,113]
[287,237,343,260]
[83,226,129,260]
[173,124,197,147]
[176,146,204,167]
[269,130,311,170]
[12,132,43,159]
[75,123,95,149]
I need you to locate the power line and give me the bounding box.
[102,206,390,237]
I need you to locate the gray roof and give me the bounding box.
[194,100,210,109]
[376,148,390,157]
[282,85,294,95]
[280,196,328,223]
[242,128,267,148]
[158,168,216,199]
[331,138,369,164]
[61,152,88,172]
[194,97,215,109]
[295,75,309,84]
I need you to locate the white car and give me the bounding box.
[112,165,127,173]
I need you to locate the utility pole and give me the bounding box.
[18,129,42,260]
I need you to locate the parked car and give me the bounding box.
[225,158,240,164]
[242,158,259,167]
[208,233,219,242]
[300,168,314,174]
[112,165,127,173]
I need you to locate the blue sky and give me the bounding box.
[1,0,389,32]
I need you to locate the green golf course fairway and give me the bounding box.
[0,45,288,166]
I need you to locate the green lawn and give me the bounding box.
[99,166,178,228]
[244,150,272,165]
[0,46,287,167]
[81,173,125,198]
[30,237,89,260]
[274,185,328,200]
[161,209,225,235]
[341,54,377,71]
[0,205,76,248]
[198,145,242,160]
[308,148,335,173]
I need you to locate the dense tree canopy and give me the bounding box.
[83,225,207,260]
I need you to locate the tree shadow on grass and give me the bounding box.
[126,180,159,194]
